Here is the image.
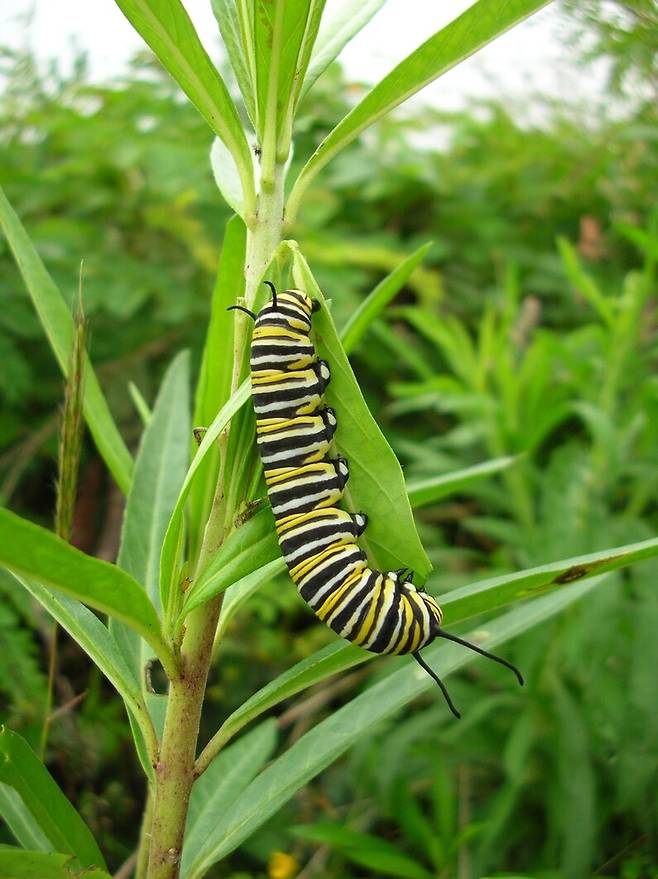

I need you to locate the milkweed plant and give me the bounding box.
[1,1,657,878]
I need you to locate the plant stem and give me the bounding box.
[146,598,223,879]
[144,161,286,878]
[135,789,154,879]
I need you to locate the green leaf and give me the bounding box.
[0,508,175,678]
[292,248,432,578]
[128,382,152,426]
[0,783,50,850]
[215,557,287,642]
[113,0,256,220]
[199,640,365,761]
[300,0,387,100]
[188,216,247,565]
[13,575,159,780]
[557,236,613,326]
[205,537,658,749]
[0,187,133,495]
[181,721,277,876]
[183,505,280,616]
[211,0,257,124]
[293,824,434,879]
[0,850,110,879]
[185,579,601,876]
[160,379,251,628]
[113,352,191,674]
[287,0,551,220]
[553,681,595,879]
[0,728,106,869]
[252,0,326,156]
[210,138,253,219]
[406,456,518,508]
[438,536,658,624]
[341,242,432,354]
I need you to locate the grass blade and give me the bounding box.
[0,187,133,494]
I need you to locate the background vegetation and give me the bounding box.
[1,1,657,877]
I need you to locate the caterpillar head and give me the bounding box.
[281,288,317,315]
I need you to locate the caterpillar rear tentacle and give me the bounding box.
[232,285,523,717]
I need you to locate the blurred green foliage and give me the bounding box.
[1,8,658,876]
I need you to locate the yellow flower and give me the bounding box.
[268,850,299,879]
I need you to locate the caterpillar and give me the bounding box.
[229,283,523,717]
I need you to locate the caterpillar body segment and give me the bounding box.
[240,285,524,717]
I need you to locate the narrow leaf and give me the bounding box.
[293,824,434,879]
[113,352,191,675]
[0,509,174,677]
[183,505,279,615]
[188,215,247,565]
[287,0,551,220]
[128,382,152,426]
[557,236,613,325]
[0,850,110,879]
[301,0,387,99]
[292,249,432,578]
[210,137,253,219]
[14,574,158,778]
[113,0,256,218]
[160,379,251,627]
[0,783,50,851]
[439,536,658,624]
[406,456,518,508]
[253,0,323,150]
[181,721,277,875]
[211,0,257,123]
[54,285,86,543]
[0,187,132,494]
[214,557,286,641]
[341,242,432,354]
[205,537,658,748]
[186,579,600,876]
[0,728,106,869]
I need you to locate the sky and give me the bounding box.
[2,0,606,115]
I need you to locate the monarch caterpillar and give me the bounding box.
[229,283,523,717]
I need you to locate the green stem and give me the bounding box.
[146,598,222,879]
[135,789,154,879]
[143,162,286,878]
